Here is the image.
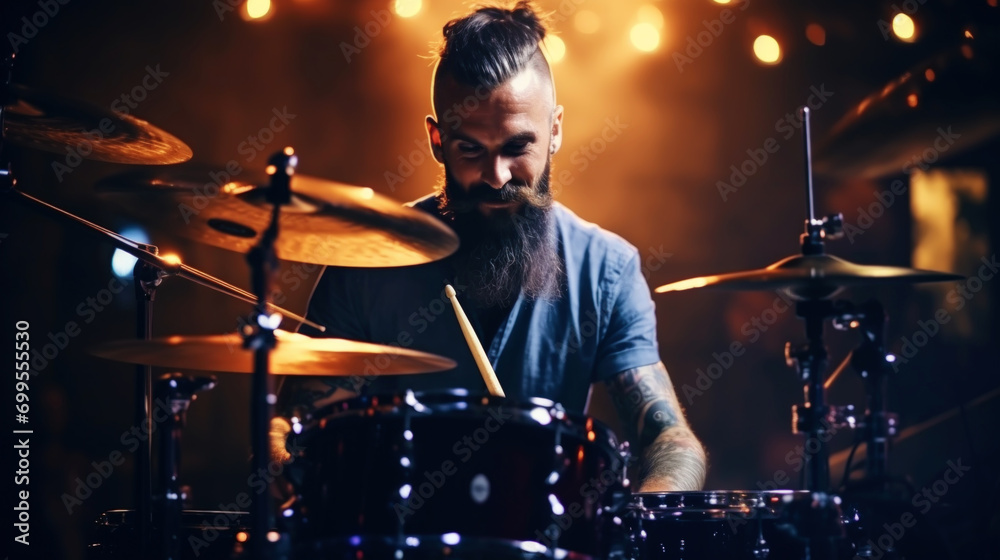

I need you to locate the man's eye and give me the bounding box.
[458,144,482,155]
[504,143,530,155]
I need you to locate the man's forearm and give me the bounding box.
[605,361,708,492]
[637,427,706,492]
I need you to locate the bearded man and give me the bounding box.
[277,1,705,492]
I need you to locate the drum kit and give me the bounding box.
[2,51,970,560]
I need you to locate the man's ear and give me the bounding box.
[426,116,445,164]
[549,105,564,155]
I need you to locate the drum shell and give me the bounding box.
[289,392,627,557]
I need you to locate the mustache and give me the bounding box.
[448,181,532,208]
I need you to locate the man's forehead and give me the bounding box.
[434,66,555,121]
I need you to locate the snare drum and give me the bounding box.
[288,390,628,559]
[626,491,851,560]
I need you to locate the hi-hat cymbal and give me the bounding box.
[4,84,193,164]
[655,254,963,300]
[97,165,459,267]
[91,330,456,375]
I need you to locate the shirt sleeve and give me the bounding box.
[297,266,369,340]
[592,249,661,382]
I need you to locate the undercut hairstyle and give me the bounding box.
[433,2,553,113]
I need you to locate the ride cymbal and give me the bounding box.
[97,165,459,267]
[655,253,963,300]
[91,330,456,375]
[4,84,192,164]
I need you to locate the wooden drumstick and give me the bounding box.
[445,284,505,397]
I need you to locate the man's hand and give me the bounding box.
[605,361,706,492]
[270,416,293,465]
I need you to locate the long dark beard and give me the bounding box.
[439,161,563,308]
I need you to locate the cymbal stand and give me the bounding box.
[786,298,837,492]
[155,373,216,560]
[831,300,899,490]
[243,148,296,560]
[778,108,853,558]
[134,248,160,558]
[782,107,847,493]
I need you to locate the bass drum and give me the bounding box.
[625,491,855,560]
[287,390,629,559]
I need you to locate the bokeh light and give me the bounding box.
[805,23,826,46]
[630,23,660,52]
[245,0,270,20]
[892,13,916,42]
[752,34,782,64]
[111,227,150,278]
[394,0,421,18]
[542,35,567,63]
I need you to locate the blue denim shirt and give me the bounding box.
[299,196,660,414]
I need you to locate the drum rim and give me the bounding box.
[299,533,597,559]
[629,490,815,513]
[95,509,248,528]
[302,388,622,452]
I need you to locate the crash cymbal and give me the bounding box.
[91,330,456,375]
[655,253,963,300]
[97,165,459,267]
[3,84,192,164]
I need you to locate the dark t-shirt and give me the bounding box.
[299,196,660,414]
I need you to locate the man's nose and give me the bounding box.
[481,156,512,190]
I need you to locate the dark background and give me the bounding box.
[2,0,998,558]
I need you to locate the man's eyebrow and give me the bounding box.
[505,132,537,144]
[446,131,538,145]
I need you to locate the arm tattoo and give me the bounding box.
[605,362,707,491]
